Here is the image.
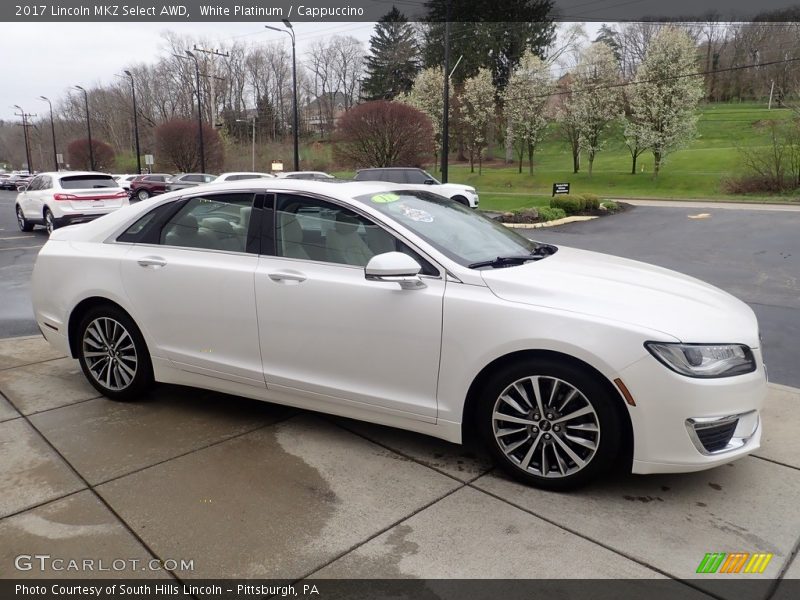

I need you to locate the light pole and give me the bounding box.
[184,50,206,173]
[123,71,142,174]
[237,116,257,171]
[38,97,58,171]
[74,86,94,170]
[265,20,298,171]
[13,105,34,172]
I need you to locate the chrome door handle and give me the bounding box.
[137,257,167,268]
[268,271,307,283]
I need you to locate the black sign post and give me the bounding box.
[552,182,570,197]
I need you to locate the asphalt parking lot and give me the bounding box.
[1,191,798,593]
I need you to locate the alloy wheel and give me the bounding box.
[491,376,600,478]
[45,211,54,235]
[82,317,138,391]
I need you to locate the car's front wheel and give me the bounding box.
[478,358,622,490]
[16,205,33,232]
[77,305,154,401]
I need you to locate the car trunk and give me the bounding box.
[57,175,127,211]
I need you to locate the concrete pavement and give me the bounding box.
[0,336,798,596]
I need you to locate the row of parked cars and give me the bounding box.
[114,171,336,201]
[11,167,479,236]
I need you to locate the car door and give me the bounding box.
[254,192,445,420]
[19,175,41,219]
[119,190,265,387]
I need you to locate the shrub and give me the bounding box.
[600,200,619,212]
[333,100,434,168]
[67,139,115,171]
[550,196,583,215]
[538,207,567,221]
[581,193,601,209]
[155,119,224,173]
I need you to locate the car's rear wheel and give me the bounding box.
[77,305,154,401]
[136,189,150,201]
[16,205,33,232]
[44,209,56,235]
[477,358,622,490]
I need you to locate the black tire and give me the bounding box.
[477,358,622,491]
[44,208,56,235]
[16,205,34,232]
[136,188,150,201]
[452,195,470,207]
[76,304,154,401]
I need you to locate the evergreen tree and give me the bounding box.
[421,0,555,92]
[362,7,420,101]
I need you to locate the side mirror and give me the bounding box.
[365,252,426,290]
[16,184,28,192]
[423,179,436,185]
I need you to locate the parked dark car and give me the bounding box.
[166,173,215,192]
[129,174,173,201]
[1,174,33,191]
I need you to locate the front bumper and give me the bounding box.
[618,350,767,474]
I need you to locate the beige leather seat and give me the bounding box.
[326,212,373,266]
[279,213,310,260]
[163,213,215,249]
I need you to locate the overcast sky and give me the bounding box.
[0,21,599,122]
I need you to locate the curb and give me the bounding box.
[503,216,598,229]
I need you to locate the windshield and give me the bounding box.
[355,190,547,268]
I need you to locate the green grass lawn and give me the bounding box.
[332,102,800,211]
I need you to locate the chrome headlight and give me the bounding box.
[645,342,756,378]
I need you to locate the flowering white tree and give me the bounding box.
[503,51,554,174]
[626,27,703,175]
[399,67,451,165]
[460,68,496,173]
[568,43,622,176]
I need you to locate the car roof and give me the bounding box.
[201,177,404,200]
[217,172,274,177]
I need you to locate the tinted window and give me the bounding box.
[406,170,428,184]
[274,194,436,274]
[26,176,41,191]
[40,176,52,190]
[117,203,176,243]
[227,174,261,181]
[60,175,117,189]
[160,193,255,253]
[184,175,203,182]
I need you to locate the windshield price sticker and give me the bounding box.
[371,193,400,203]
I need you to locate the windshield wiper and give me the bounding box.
[468,244,558,269]
[468,255,543,269]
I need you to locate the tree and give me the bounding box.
[67,139,115,171]
[333,101,434,168]
[568,43,622,176]
[422,1,556,91]
[155,119,224,173]
[627,28,703,176]
[460,69,496,173]
[362,8,420,100]
[399,67,452,165]
[503,52,554,174]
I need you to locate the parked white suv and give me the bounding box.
[354,167,479,208]
[15,172,129,235]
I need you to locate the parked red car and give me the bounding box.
[129,173,173,201]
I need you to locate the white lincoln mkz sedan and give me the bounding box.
[31,180,767,489]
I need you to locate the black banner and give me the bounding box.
[2,0,800,23]
[1,579,796,600]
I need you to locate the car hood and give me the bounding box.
[480,246,760,347]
